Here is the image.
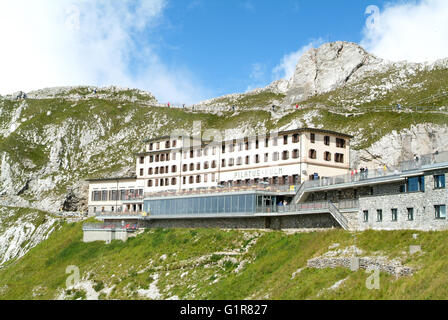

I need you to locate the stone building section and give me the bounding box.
[298,151,448,231]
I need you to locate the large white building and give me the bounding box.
[87,128,352,215]
[137,128,351,193]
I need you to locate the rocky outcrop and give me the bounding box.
[0,207,59,266]
[283,42,384,102]
[353,124,448,168]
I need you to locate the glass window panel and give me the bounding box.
[218,196,225,213]
[239,195,245,212]
[225,196,231,213]
[232,195,239,213]
[206,197,212,213]
[435,175,446,188]
[441,205,447,218]
[407,177,421,192]
[180,199,186,215]
[186,198,190,214]
[199,198,206,214]
[166,200,170,214]
[246,195,254,213]
[212,197,218,214]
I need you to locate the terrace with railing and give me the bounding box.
[259,199,358,214]
[143,183,300,199]
[83,222,139,231]
[303,151,448,191]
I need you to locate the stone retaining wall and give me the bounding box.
[142,213,340,230]
[307,256,414,277]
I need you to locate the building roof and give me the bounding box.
[85,176,137,182]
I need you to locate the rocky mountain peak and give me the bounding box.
[284,41,384,103]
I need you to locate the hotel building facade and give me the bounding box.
[85,128,448,240]
[137,128,351,193]
[88,128,352,215]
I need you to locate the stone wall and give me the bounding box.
[140,213,340,230]
[307,256,414,277]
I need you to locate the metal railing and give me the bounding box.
[256,200,358,214]
[328,202,349,230]
[256,200,350,230]
[337,199,360,210]
[302,150,448,191]
[400,151,448,171]
[272,201,330,214]
[292,182,307,204]
[95,211,145,217]
[121,194,144,201]
[144,184,300,199]
[83,223,139,231]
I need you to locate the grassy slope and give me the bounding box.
[300,66,448,110]
[0,97,275,198]
[1,221,448,300]
[278,109,448,150]
[1,77,447,198]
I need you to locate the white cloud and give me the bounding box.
[242,1,255,12]
[361,0,448,63]
[245,63,268,92]
[272,39,324,80]
[0,0,210,104]
[249,63,265,82]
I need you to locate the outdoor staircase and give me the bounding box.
[328,202,350,230]
[292,182,307,204]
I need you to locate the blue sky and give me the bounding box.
[1,0,447,103]
[155,0,382,94]
[135,0,392,98]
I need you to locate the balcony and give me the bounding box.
[259,199,359,214]
[304,151,448,191]
[122,194,144,202]
[144,183,301,199]
[83,222,139,231]
[95,211,145,218]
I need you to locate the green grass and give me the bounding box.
[275,108,448,150]
[1,221,448,300]
[298,66,448,110]
[208,91,286,109]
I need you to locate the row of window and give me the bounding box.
[140,152,177,164]
[308,150,345,163]
[399,175,446,193]
[140,150,346,177]
[145,135,347,160]
[140,150,304,177]
[91,189,143,202]
[363,205,447,222]
[310,133,346,148]
[147,174,217,187]
[149,140,177,151]
[141,166,178,176]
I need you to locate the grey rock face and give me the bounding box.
[285,41,383,102]
[353,124,448,168]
